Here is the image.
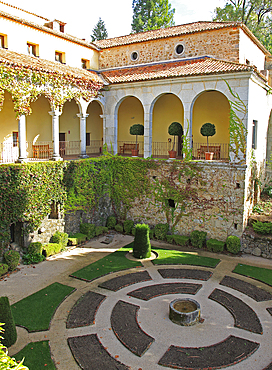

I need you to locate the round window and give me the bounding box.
[131,51,139,61]
[175,44,184,56]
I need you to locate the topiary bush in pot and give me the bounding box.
[200,122,216,159]
[168,122,183,157]
[190,230,207,248]
[3,251,20,271]
[226,235,241,254]
[129,124,144,156]
[206,239,225,253]
[0,297,17,348]
[133,224,151,259]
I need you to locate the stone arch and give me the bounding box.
[28,95,51,143]
[116,96,144,155]
[151,93,184,157]
[59,99,80,156]
[191,90,230,159]
[86,100,104,155]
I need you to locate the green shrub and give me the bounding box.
[3,251,20,271]
[0,297,17,348]
[43,243,62,257]
[132,227,136,236]
[28,242,43,256]
[69,233,87,244]
[68,238,78,246]
[226,235,241,254]
[190,230,207,248]
[22,253,45,265]
[252,221,272,234]
[206,239,225,253]
[166,235,190,246]
[107,216,117,229]
[95,226,105,236]
[149,229,154,239]
[115,224,123,233]
[154,223,169,240]
[0,263,8,276]
[80,223,96,239]
[51,231,68,248]
[133,224,151,259]
[124,220,134,234]
[0,326,28,369]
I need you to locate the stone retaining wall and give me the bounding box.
[242,230,272,259]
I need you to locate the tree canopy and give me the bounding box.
[213,0,272,52]
[91,18,108,42]
[131,0,175,33]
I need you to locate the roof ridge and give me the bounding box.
[0,0,49,21]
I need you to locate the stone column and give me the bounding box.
[17,114,28,163]
[77,113,89,158]
[143,105,152,158]
[49,109,62,161]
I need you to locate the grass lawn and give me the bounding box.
[153,248,220,268]
[233,263,272,286]
[11,282,75,332]
[14,341,56,370]
[70,245,142,281]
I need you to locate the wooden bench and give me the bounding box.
[32,144,53,159]
[197,145,221,160]
[119,143,139,154]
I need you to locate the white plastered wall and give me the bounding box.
[239,29,266,71]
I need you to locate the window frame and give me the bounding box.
[81,58,90,69]
[0,33,8,49]
[27,42,39,57]
[55,51,66,64]
[252,120,258,149]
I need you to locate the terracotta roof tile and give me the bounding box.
[94,21,240,48]
[101,57,262,84]
[0,48,104,84]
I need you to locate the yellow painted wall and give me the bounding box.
[118,97,144,142]
[152,93,184,142]
[87,101,103,140]
[28,96,51,142]
[0,92,18,144]
[59,100,80,141]
[192,91,230,143]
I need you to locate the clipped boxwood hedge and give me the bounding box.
[80,223,96,239]
[166,235,190,246]
[124,220,134,234]
[206,238,225,253]
[0,296,17,348]
[28,242,43,256]
[190,230,207,248]
[43,243,62,257]
[226,235,241,254]
[3,251,20,271]
[51,231,68,248]
[133,224,151,259]
[154,223,169,240]
[69,233,87,244]
[0,263,8,276]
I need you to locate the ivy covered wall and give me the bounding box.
[0,156,247,253]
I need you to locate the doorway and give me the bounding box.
[59,132,66,156]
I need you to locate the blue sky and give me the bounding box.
[5,0,225,39]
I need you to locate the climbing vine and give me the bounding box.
[0,62,103,117]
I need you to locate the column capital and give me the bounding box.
[77,113,89,119]
[49,109,62,117]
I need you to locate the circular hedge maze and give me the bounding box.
[64,260,272,370]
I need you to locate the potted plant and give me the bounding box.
[129,124,144,157]
[168,122,183,159]
[200,122,216,160]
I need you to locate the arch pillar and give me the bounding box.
[49,109,62,161]
[77,113,89,158]
[16,114,28,163]
[144,104,152,158]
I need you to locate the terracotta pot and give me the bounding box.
[205,152,214,160]
[168,150,177,159]
[131,149,139,157]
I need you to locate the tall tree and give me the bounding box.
[213,0,272,52]
[131,0,175,33]
[91,18,108,42]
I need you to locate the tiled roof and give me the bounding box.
[0,48,104,84]
[101,57,264,84]
[95,21,270,56]
[0,10,99,51]
[0,0,49,21]
[95,21,240,48]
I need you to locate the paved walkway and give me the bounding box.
[2,235,272,370]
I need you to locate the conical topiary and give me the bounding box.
[133,224,151,259]
[0,296,17,347]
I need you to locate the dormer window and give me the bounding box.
[0,33,7,49]
[81,58,90,69]
[55,51,65,63]
[27,42,39,57]
[175,43,185,56]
